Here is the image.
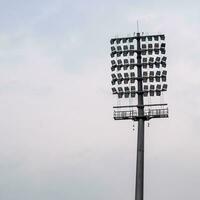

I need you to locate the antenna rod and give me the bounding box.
[137,20,140,33]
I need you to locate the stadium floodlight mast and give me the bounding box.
[109,32,169,200]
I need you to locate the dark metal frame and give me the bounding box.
[110,33,168,200]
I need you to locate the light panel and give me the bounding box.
[155,71,161,82]
[123,51,129,57]
[112,78,118,85]
[162,56,167,62]
[142,82,168,97]
[156,84,161,96]
[117,59,122,65]
[124,59,129,65]
[111,46,116,52]
[160,35,165,40]
[142,58,148,68]
[129,38,134,43]
[124,87,130,98]
[149,71,154,82]
[124,73,129,84]
[143,85,148,96]
[112,87,117,94]
[111,60,116,71]
[130,58,135,69]
[161,70,167,82]
[156,84,162,90]
[155,49,159,54]
[131,86,136,97]
[116,38,121,44]
[147,36,153,41]
[130,72,135,83]
[155,57,161,68]
[148,43,153,49]
[141,37,146,42]
[123,45,128,51]
[141,50,146,56]
[110,39,115,45]
[149,57,154,62]
[161,56,167,67]
[149,57,154,68]
[122,38,128,43]
[143,71,148,82]
[117,46,122,52]
[130,58,135,63]
[150,85,155,96]
[154,43,159,49]
[123,65,128,71]
[161,48,166,54]
[117,73,123,79]
[111,60,116,66]
[118,87,123,98]
[111,42,166,59]
[142,44,147,49]
[155,57,160,62]
[148,49,153,55]
[130,45,134,50]
[117,73,123,84]
[112,83,168,98]
[111,72,138,86]
[162,84,168,91]
[112,86,139,98]
[111,73,117,79]
[154,35,159,41]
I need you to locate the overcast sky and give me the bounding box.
[0,0,200,200]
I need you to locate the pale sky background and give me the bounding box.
[0,0,200,200]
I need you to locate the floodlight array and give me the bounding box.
[110,34,165,45]
[111,84,167,98]
[111,58,137,71]
[142,70,167,83]
[110,44,136,57]
[110,34,168,99]
[110,56,166,72]
[112,86,137,98]
[110,34,166,57]
[140,34,167,97]
[111,72,136,85]
[142,56,167,68]
[140,42,166,55]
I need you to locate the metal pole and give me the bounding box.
[135,32,145,200]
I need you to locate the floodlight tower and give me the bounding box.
[109,32,168,200]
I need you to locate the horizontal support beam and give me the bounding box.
[111,61,166,66]
[113,107,169,121]
[112,76,167,82]
[110,34,165,43]
[110,48,166,57]
[112,89,167,95]
[113,103,168,109]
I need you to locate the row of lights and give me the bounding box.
[111,43,166,52]
[111,56,167,66]
[110,35,165,45]
[112,84,167,98]
[111,48,166,57]
[111,70,167,85]
[111,56,167,71]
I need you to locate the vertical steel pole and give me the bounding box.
[135,33,145,200]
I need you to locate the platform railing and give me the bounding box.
[114,107,168,121]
